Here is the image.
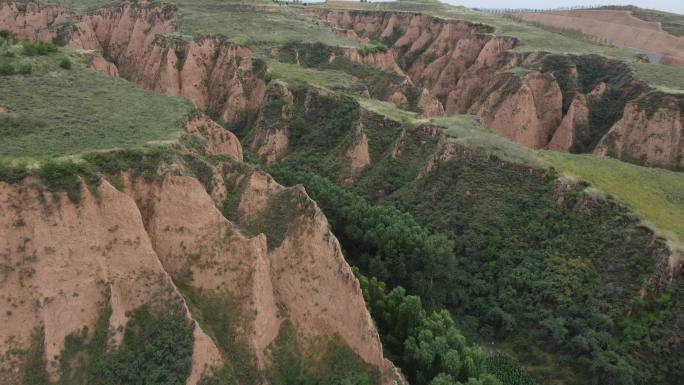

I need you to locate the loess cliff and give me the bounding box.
[313,9,684,170]
[0,115,399,385]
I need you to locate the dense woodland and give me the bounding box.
[268,138,682,385]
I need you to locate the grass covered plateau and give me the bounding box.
[0,41,193,158]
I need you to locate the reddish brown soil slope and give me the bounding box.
[511,9,684,67]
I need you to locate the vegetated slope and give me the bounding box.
[510,8,684,67]
[247,81,684,385]
[312,8,684,171]
[0,35,192,157]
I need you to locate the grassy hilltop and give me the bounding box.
[0,35,192,159]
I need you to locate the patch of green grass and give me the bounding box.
[165,0,358,49]
[21,328,49,385]
[235,187,299,250]
[267,60,354,91]
[358,97,420,125]
[539,152,684,250]
[358,42,389,55]
[267,321,380,385]
[175,282,260,385]
[42,0,113,14]
[431,115,547,168]
[0,46,193,158]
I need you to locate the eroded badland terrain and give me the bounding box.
[0,1,683,385]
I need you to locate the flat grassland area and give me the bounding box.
[0,46,192,158]
[169,0,358,48]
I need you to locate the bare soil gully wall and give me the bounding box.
[315,9,684,170]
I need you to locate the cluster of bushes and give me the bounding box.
[268,322,380,385]
[59,57,72,69]
[359,42,389,56]
[269,137,681,385]
[393,155,679,384]
[485,355,537,385]
[269,165,537,385]
[357,271,504,385]
[0,62,32,75]
[0,29,17,43]
[0,36,71,76]
[54,306,194,385]
[21,39,57,56]
[92,307,194,385]
[0,159,29,183]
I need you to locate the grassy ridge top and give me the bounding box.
[164,0,359,49]
[0,42,193,158]
[41,0,359,49]
[541,152,684,250]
